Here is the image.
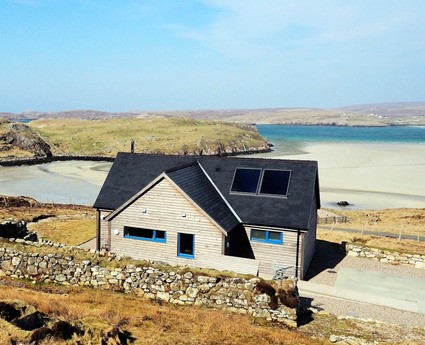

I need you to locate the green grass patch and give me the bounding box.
[29,118,268,157]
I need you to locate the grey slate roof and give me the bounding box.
[165,161,240,234]
[94,153,320,230]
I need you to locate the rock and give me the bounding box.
[183,271,193,279]
[337,201,350,206]
[30,327,53,344]
[55,274,67,282]
[157,292,170,302]
[186,287,199,299]
[0,122,52,157]
[0,302,21,322]
[12,257,21,266]
[27,265,38,276]
[415,261,425,269]
[13,311,48,331]
[51,320,78,340]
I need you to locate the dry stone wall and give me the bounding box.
[346,244,425,269]
[0,244,298,327]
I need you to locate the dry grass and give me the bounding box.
[28,217,96,246]
[318,208,425,254]
[320,208,425,236]
[318,229,425,255]
[29,117,267,157]
[0,281,321,345]
[0,204,94,223]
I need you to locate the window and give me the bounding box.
[230,168,261,193]
[251,229,283,244]
[124,226,166,242]
[178,233,194,259]
[259,170,291,196]
[230,168,291,197]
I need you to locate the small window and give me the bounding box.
[259,170,291,196]
[178,233,194,259]
[124,226,166,242]
[230,168,261,193]
[251,229,283,244]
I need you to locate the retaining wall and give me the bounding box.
[0,244,298,327]
[346,243,425,269]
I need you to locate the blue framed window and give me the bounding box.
[124,226,166,243]
[251,229,283,244]
[178,233,194,259]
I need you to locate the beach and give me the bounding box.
[254,142,425,209]
[0,141,424,209]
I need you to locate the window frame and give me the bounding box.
[250,229,283,245]
[177,233,195,259]
[123,226,166,243]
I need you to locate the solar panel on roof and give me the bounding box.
[230,168,261,193]
[259,169,291,196]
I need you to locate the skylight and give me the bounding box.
[230,168,291,197]
[259,170,291,196]
[230,168,261,193]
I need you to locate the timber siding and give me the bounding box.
[99,209,111,250]
[109,178,225,266]
[244,225,299,278]
[301,192,318,278]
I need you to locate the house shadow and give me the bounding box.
[303,239,347,281]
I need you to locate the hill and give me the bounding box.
[0,118,270,160]
[3,102,425,126]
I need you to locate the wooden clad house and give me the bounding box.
[94,153,320,279]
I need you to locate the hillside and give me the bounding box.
[3,102,425,126]
[7,118,268,159]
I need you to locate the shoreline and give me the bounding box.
[1,142,424,209]
[254,142,425,209]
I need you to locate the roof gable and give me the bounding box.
[94,153,320,230]
[105,162,240,235]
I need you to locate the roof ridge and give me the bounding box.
[163,160,199,173]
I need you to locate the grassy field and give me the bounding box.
[1,203,425,343]
[318,208,425,255]
[0,279,322,345]
[29,118,268,157]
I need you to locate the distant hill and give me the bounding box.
[2,102,425,126]
[336,102,425,118]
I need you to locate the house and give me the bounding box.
[93,153,320,279]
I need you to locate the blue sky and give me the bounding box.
[1,0,425,112]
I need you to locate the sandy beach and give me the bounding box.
[258,142,425,209]
[1,143,424,209]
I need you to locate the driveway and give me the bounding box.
[298,240,425,327]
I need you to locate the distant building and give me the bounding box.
[94,153,320,279]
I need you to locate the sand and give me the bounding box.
[1,143,424,209]
[264,142,425,209]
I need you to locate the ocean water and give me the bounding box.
[254,125,425,156]
[256,125,425,144]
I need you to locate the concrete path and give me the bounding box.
[299,268,425,315]
[77,237,96,250]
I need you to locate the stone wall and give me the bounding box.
[0,245,298,327]
[346,244,425,269]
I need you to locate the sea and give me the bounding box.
[256,124,425,144]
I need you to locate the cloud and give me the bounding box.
[166,0,425,62]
